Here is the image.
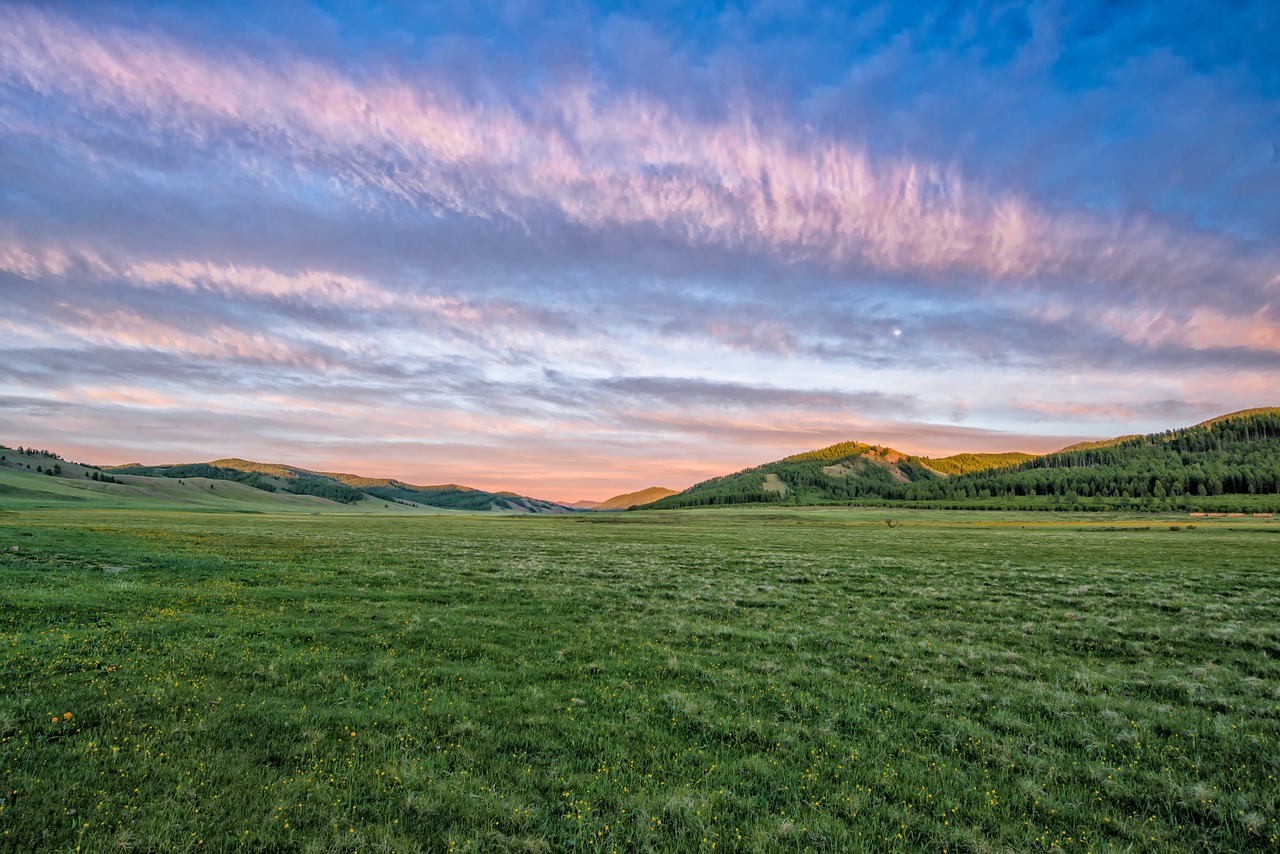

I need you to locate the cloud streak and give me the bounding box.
[4,5,1274,306]
[0,3,1277,498]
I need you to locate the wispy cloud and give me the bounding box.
[0,3,1276,498]
[4,5,1274,303]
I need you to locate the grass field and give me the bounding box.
[1,507,1277,852]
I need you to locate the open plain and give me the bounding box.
[1,507,1277,851]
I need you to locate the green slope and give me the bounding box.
[112,457,570,513]
[923,451,1037,475]
[649,444,945,508]
[650,442,1033,509]
[0,461,374,514]
[650,408,1280,511]
[1195,406,1280,427]
[909,408,1280,509]
[355,481,570,513]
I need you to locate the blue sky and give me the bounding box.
[1,1,1277,499]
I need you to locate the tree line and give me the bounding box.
[648,411,1280,512]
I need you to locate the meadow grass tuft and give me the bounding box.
[0,507,1277,851]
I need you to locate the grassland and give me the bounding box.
[0,463,468,516]
[1,507,1277,852]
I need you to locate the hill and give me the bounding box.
[0,447,448,514]
[1195,406,1280,427]
[593,486,678,511]
[649,408,1280,512]
[922,452,1037,475]
[109,458,571,514]
[649,441,1035,509]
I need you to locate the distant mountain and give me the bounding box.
[566,500,602,510]
[648,440,1030,508]
[593,486,678,511]
[649,408,1280,512]
[110,458,572,513]
[8,407,1278,516]
[0,448,426,514]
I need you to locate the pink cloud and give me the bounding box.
[1091,306,1280,354]
[3,6,1271,300]
[56,304,335,369]
[0,236,582,355]
[69,386,187,409]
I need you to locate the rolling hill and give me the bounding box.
[649,408,1280,512]
[0,449,446,514]
[7,407,1278,515]
[648,441,1036,509]
[593,486,678,511]
[108,458,572,513]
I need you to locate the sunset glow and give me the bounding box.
[2,3,1276,500]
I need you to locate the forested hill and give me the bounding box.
[918,408,1280,508]
[648,408,1280,512]
[648,441,1036,509]
[111,460,572,513]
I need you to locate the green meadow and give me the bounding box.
[1,507,1277,852]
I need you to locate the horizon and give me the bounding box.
[7,408,1267,503]
[5,428,1080,504]
[3,2,1277,500]
[4,428,1079,504]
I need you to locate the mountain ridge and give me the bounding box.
[649,408,1280,511]
[593,486,678,511]
[108,458,571,513]
[7,407,1280,514]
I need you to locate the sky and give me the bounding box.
[1,1,1278,501]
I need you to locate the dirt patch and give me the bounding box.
[822,455,909,483]
[821,462,856,478]
[864,456,910,483]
